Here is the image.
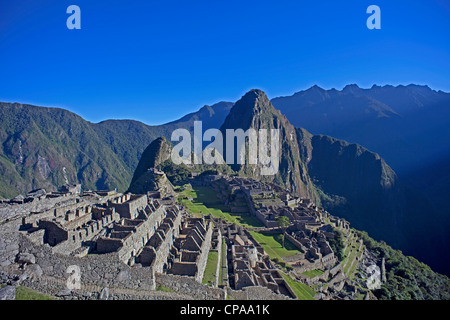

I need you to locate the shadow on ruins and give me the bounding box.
[0,175,385,300]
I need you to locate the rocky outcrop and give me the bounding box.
[219,89,319,201]
[128,137,176,195]
[0,285,15,300]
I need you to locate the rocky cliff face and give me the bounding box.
[219,89,319,201]
[2,90,448,275]
[216,89,442,272]
[129,137,173,185]
[128,137,175,195]
[129,90,407,243]
[298,129,408,246]
[0,100,233,198]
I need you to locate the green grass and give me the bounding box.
[178,185,316,298]
[179,186,263,228]
[341,233,364,276]
[193,187,223,205]
[202,251,219,286]
[248,231,299,261]
[346,245,364,276]
[280,272,316,300]
[302,269,325,278]
[219,239,228,287]
[14,286,54,300]
[155,285,175,292]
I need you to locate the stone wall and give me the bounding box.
[155,273,225,300]
[1,195,79,230]
[33,207,120,256]
[145,208,183,273]
[285,232,305,252]
[226,286,291,300]
[22,199,88,228]
[170,262,197,276]
[117,205,166,264]
[110,194,148,219]
[213,229,222,287]
[194,222,213,282]
[0,231,20,268]
[297,269,330,286]
[1,231,157,292]
[96,203,166,264]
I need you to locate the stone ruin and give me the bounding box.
[1,185,239,300]
[0,175,381,300]
[168,217,213,282]
[211,219,296,299]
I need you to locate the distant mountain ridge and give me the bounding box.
[0,100,233,198]
[271,83,450,174]
[220,90,444,273]
[1,84,449,275]
[131,88,446,275]
[219,89,319,201]
[165,101,234,129]
[270,84,450,275]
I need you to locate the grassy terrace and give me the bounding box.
[155,285,175,292]
[202,238,229,287]
[0,285,54,300]
[202,251,219,286]
[280,272,316,300]
[177,184,316,299]
[178,186,263,228]
[218,238,228,287]
[302,269,325,278]
[340,230,365,277]
[248,231,299,262]
[16,286,54,300]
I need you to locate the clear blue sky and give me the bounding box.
[0,0,449,124]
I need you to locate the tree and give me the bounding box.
[276,215,290,248]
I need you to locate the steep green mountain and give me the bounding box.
[131,137,173,181]
[297,129,445,273]
[92,101,233,183]
[127,137,177,196]
[128,134,235,193]
[0,101,232,198]
[0,102,131,195]
[216,89,445,276]
[356,230,450,300]
[165,101,234,130]
[219,89,319,201]
[130,91,450,297]
[128,136,174,194]
[271,84,450,174]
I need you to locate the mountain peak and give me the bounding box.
[308,84,325,92]
[129,136,172,188]
[342,84,361,93]
[228,89,273,117]
[242,88,270,101]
